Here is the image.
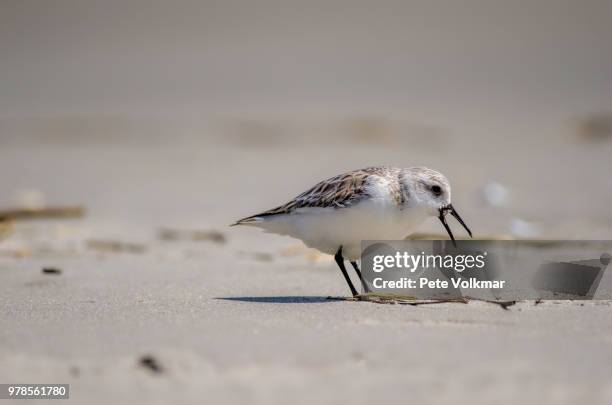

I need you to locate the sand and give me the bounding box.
[1,136,611,404]
[3,2,612,402]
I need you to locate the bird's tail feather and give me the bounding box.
[230,216,265,227]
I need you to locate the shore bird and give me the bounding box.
[233,166,472,296]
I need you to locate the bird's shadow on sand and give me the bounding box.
[217,296,346,304]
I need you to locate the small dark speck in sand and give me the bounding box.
[139,355,163,374]
[42,267,62,275]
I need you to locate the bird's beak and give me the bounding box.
[438,204,473,247]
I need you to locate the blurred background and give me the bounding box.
[2,2,612,404]
[1,0,612,238]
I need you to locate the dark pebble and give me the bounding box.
[139,355,163,374]
[42,267,62,275]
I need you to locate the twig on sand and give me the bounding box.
[42,267,62,275]
[333,293,517,309]
[481,299,516,310]
[0,205,85,221]
[354,293,469,306]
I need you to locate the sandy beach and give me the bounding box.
[3,1,612,403]
[1,138,612,404]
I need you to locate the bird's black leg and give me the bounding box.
[350,261,369,293]
[334,246,358,297]
[350,261,362,281]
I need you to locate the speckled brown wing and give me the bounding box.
[235,166,397,224]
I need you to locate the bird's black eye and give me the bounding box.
[431,185,442,196]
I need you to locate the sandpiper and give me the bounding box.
[233,166,472,296]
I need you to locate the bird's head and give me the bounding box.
[402,167,472,245]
